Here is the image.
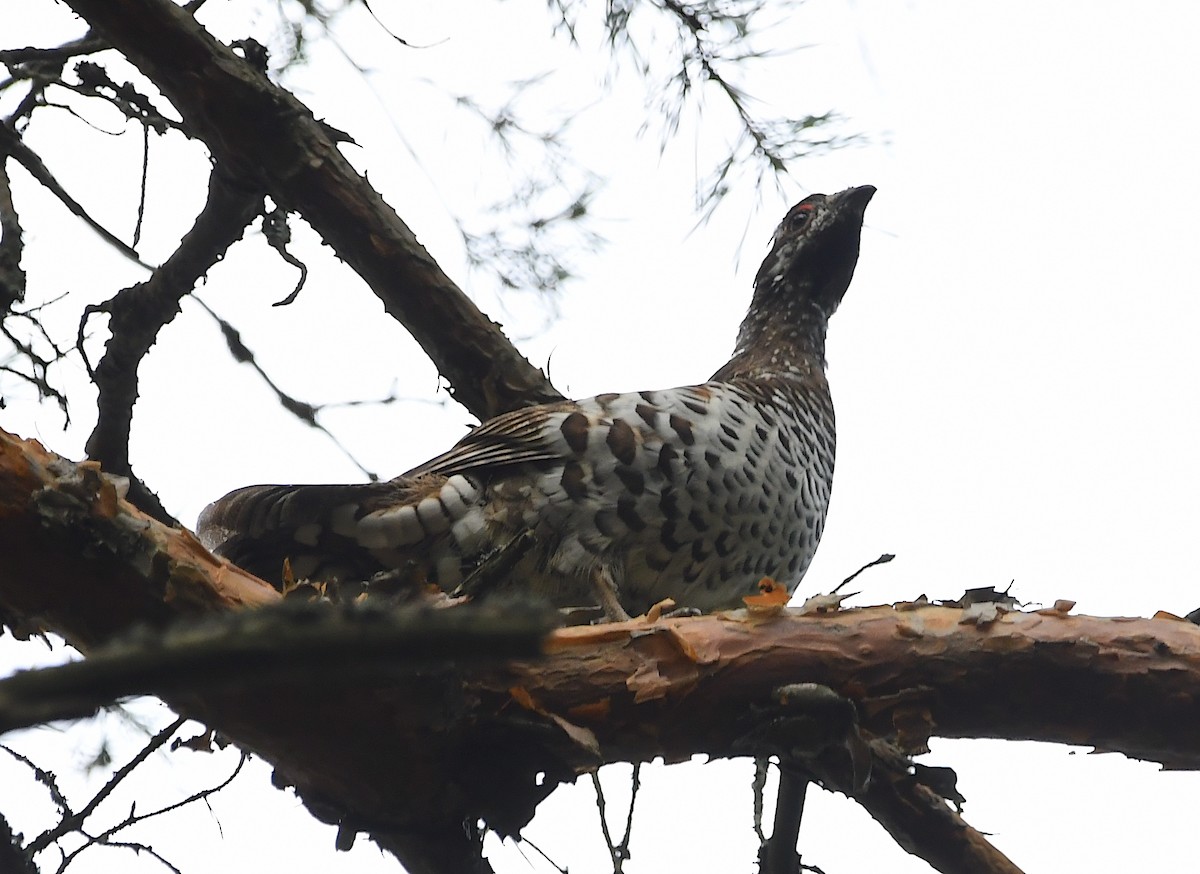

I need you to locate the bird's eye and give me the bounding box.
[790,207,813,229]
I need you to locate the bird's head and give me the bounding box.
[753,185,875,320]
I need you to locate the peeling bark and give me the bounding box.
[0,427,276,647]
[3,426,1199,873]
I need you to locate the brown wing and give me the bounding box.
[403,400,579,478]
[198,400,580,587]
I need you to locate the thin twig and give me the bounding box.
[60,838,183,874]
[0,320,70,417]
[512,834,568,874]
[833,553,895,595]
[1,743,72,814]
[0,121,153,269]
[27,715,186,855]
[261,206,308,306]
[590,765,640,874]
[590,772,621,873]
[53,748,247,874]
[752,756,769,844]
[191,295,382,481]
[0,35,108,67]
[621,763,640,861]
[132,122,149,247]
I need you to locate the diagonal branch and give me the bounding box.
[24,716,187,855]
[0,120,153,270]
[854,741,1024,874]
[62,0,563,422]
[0,153,26,316]
[191,295,382,481]
[81,166,264,525]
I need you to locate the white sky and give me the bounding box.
[2,2,1199,873]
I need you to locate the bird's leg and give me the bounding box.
[451,530,538,600]
[591,565,632,622]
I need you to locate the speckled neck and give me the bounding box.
[713,281,829,384]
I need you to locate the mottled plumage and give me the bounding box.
[198,186,875,616]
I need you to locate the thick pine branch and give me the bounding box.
[60,0,562,421]
[4,426,1200,873]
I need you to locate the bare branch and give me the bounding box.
[260,206,308,306]
[854,741,1024,874]
[1,743,71,814]
[52,747,245,873]
[0,426,279,652]
[0,34,108,68]
[0,121,152,269]
[0,155,25,316]
[26,716,187,855]
[565,0,855,219]
[0,811,38,874]
[62,0,562,421]
[190,296,383,481]
[70,60,182,136]
[82,166,264,524]
[760,769,808,874]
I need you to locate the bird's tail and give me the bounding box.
[196,472,490,590]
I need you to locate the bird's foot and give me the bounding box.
[590,566,632,622]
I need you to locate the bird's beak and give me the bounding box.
[834,185,876,215]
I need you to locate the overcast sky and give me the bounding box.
[2,2,1199,873]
